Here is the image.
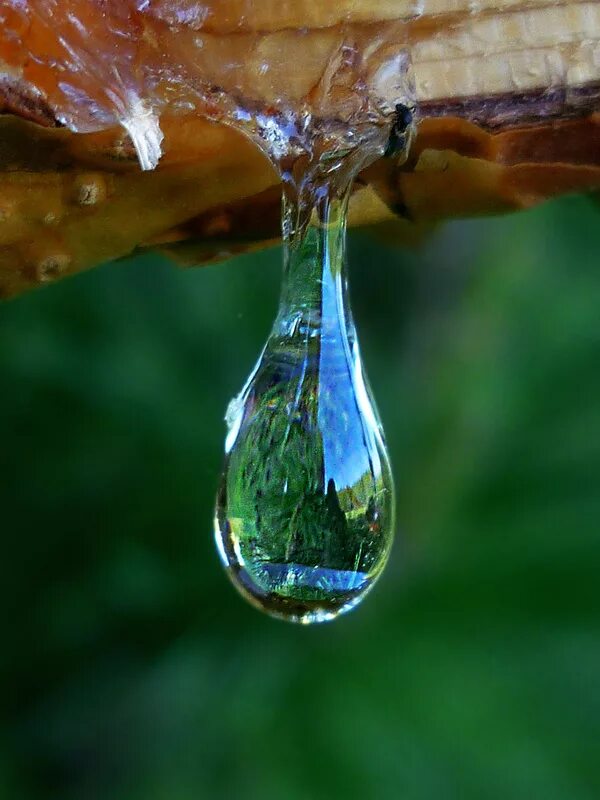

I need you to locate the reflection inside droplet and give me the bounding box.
[214,174,396,623]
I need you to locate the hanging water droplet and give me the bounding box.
[215,158,396,623]
[211,20,417,622]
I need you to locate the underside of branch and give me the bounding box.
[0,0,598,296]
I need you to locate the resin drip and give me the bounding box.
[215,139,399,622]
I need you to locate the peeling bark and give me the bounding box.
[0,0,599,297]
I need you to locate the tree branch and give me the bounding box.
[0,0,598,297]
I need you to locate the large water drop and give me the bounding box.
[215,156,397,623]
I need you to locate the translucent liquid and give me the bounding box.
[215,186,395,623]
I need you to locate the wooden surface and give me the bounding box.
[0,0,599,296]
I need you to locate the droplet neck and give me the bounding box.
[271,114,397,331]
[273,169,355,345]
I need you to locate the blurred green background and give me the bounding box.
[0,195,598,799]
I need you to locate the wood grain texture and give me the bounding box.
[0,0,599,296]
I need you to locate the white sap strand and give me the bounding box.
[120,96,165,171]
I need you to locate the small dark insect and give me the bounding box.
[385,103,414,158]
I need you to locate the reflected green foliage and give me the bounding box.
[217,196,395,621]
[0,196,599,799]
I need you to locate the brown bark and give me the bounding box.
[0,0,599,297]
